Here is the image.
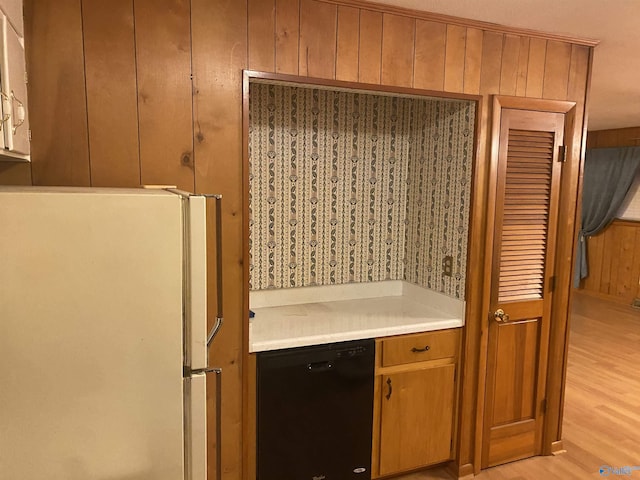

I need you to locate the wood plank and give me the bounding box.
[275,0,299,75]
[594,129,621,148]
[135,0,193,191]
[358,9,383,84]
[634,228,640,301]
[582,220,640,304]
[500,34,521,96]
[542,40,572,100]
[24,0,90,186]
[299,0,337,79]
[567,45,590,103]
[583,233,604,292]
[335,5,359,82]
[599,228,613,295]
[413,20,446,91]
[515,37,530,96]
[609,225,626,296]
[444,24,466,93]
[0,162,31,185]
[82,0,140,187]
[608,225,622,298]
[463,27,483,94]
[191,1,247,479]
[615,226,636,299]
[248,0,276,72]
[526,38,547,98]
[479,31,503,94]
[381,13,415,88]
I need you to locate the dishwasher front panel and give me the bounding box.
[257,339,375,480]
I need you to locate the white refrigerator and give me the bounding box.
[0,186,223,480]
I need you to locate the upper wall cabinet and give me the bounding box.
[0,0,22,36]
[0,1,28,161]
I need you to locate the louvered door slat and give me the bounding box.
[497,128,554,302]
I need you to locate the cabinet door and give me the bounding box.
[2,16,28,154]
[378,363,456,476]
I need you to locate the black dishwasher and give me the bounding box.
[257,339,375,480]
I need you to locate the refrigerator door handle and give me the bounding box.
[206,194,223,350]
[184,373,207,480]
[187,368,223,480]
[187,195,208,371]
[207,316,223,348]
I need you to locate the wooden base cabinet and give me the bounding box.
[372,329,461,478]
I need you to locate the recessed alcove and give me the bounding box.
[248,77,478,302]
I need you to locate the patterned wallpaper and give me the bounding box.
[404,100,475,299]
[249,81,475,299]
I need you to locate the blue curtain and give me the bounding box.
[574,146,640,287]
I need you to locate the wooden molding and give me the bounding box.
[610,218,640,228]
[317,0,600,47]
[453,463,474,479]
[244,69,482,102]
[494,95,576,113]
[456,93,486,475]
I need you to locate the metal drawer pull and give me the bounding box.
[411,345,431,353]
[385,378,393,400]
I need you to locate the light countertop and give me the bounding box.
[249,281,465,352]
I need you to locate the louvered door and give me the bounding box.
[482,108,565,467]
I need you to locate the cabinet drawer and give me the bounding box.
[381,329,460,367]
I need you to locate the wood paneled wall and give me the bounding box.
[0,162,31,185]
[580,220,640,304]
[587,126,640,148]
[22,0,594,478]
[579,128,640,304]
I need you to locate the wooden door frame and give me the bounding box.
[473,96,580,474]
[241,70,483,480]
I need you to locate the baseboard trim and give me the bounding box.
[551,440,566,455]
[457,463,475,478]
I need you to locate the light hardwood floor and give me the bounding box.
[397,291,640,479]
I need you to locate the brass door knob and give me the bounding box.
[494,308,510,323]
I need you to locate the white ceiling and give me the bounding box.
[375,0,640,131]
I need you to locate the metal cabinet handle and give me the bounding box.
[11,91,25,135]
[494,308,510,323]
[411,346,431,353]
[385,378,393,400]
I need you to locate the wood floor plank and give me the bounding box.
[395,292,640,480]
